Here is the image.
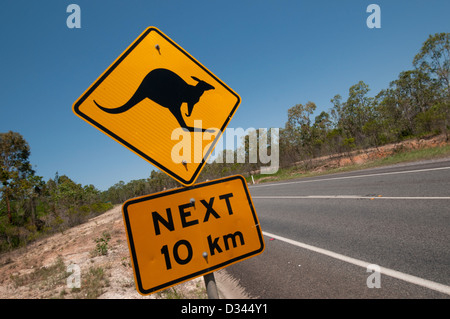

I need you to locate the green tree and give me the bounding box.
[20,174,45,227]
[285,101,317,158]
[379,71,416,138]
[342,81,375,145]
[413,33,450,139]
[330,94,343,128]
[311,111,332,155]
[378,69,441,138]
[55,175,84,209]
[0,131,36,223]
[413,33,450,96]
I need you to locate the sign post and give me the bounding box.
[203,273,220,299]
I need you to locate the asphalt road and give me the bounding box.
[224,158,450,298]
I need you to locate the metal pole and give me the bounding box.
[191,197,219,299]
[203,272,220,299]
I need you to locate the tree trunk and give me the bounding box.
[5,193,12,224]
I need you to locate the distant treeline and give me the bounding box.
[1,33,448,252]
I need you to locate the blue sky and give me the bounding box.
[1,1,449,191]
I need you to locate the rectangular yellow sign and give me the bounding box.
[73,27,241,186]
[122,175,264,295]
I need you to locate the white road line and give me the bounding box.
[253,196,450,200]
[263,231,450,295]
[250,166,450,189]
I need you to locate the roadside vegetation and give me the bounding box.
[247,141,450,184]
[8,252,111,299]
[1,33,449,253]
[0,130,114,252]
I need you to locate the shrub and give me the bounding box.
[93,232,111,256]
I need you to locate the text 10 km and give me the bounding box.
[160,230,245,270]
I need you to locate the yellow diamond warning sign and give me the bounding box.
[122,175,264,295]
[73,27,241,186]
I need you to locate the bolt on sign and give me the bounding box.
[72,27,241,186]
[122,175,265,295]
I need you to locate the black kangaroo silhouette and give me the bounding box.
[93,68,215,132]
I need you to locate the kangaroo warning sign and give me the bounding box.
[122,175,264,295]
[73,27,241,186]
